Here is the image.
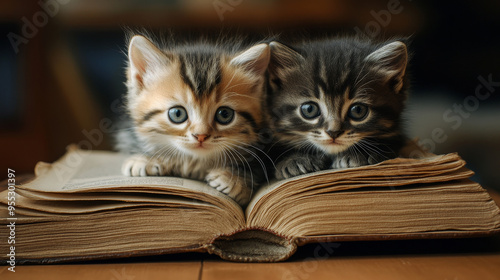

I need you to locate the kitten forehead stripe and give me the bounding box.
[207,60,222,95]
[179,56,196,93]
[319,54,328,83]
[312,55,327,99]
[180,53,223,96]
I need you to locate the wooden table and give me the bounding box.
[2,191,500,280]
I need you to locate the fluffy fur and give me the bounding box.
[115,34,271,206]
[267,37,410,179]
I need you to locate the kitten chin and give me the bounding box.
[150,136,220,159]
[268,37,409,179]
[115,34,272,206]
[179,144,218,158]
[310,134,352,154]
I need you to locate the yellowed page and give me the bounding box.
[246,153,470,220]
[17,147,241,212]
[248,180,500,238]
[6,147,243,224]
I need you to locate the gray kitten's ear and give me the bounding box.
[268,41,304,80]
[128,35,171,90]
[230,43,270,76]
[365,41,408,93]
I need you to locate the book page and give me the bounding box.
[25,146,200,192]
[0,189,193,214]
[18,146,242,217]
[246,153,470,219]
[252,179,500,238]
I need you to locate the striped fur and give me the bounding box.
[268,37,409,179]
[115,35,271,206]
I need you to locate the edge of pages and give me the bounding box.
[14,228,500,264]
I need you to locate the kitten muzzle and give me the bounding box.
[192,134,211,143]
[326,130,344,140]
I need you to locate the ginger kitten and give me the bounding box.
[115,35,271,206]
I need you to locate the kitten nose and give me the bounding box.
[192,134,210,142]
[326,130,344,139]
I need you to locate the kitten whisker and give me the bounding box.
[220,144,237,181]
[350,143,364,163]
[225,141,269,184]
[222,81,256,94]
[132,143,168,166]
[221,92,261,101]
[222,70,238,92]
[353,61,371,89]
[229,146,249,177]
[267,138,286,152]
[222,143,255,197]
[154,146,170,163]
[225,145,255,196]
[274,145,302,163]
[354,74,372,91]
[356,141,391,161]
[226,139,276,170]
[359,138,394,155]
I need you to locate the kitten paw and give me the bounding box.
[206,170,252,206]
[275,157,324,180]
[330,155,374,169]
[122,155,164,176]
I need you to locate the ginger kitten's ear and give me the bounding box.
[128,35,171,91]
[230,43,270,76]
[268,41,305,82]
[365,41,408,93]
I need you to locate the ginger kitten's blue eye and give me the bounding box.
[348,104,368,120]
[168,106,188,123]
[300,102,321,119]
[215,106,234,124]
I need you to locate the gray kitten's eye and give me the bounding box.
[300,102,321,119]
[168,106,188,123]
[348,103,368,121]
[215,106,234,125]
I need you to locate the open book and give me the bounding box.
[1,146,500,263]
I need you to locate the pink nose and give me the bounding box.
[192,134,210,142]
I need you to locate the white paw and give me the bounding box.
[330,156,368,169]
[206,170,252,206]
[122,155,164,176]
[275,157,324,179]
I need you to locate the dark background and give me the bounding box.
[0,0,499,190]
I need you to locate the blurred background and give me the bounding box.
[0,0,499,190]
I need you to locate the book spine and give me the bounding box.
[205,227,297,262]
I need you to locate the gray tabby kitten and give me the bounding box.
[267,37,409,179]
[115,35,271,205]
